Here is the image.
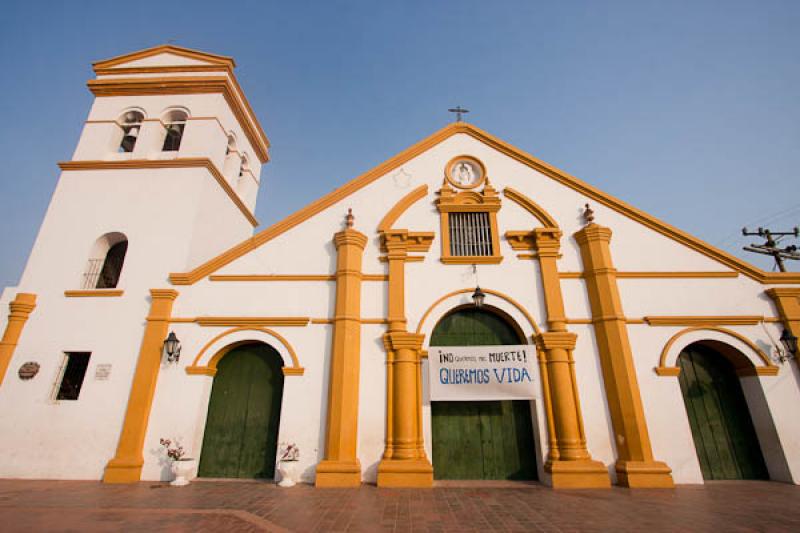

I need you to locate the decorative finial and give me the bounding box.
[345,208,354,229]
[583,203,595,225]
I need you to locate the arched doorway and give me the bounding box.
[198,342,285,479]
[678,342,768,480]
[430,306,537,480]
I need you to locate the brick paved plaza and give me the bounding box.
[0,479,798,532]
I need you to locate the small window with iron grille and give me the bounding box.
[449,212,493,256]
[55,352,91,401]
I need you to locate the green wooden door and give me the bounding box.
[678,344,768,480]
[430,308,537,480]
[198,343,285,479]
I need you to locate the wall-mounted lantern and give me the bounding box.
[164,331,182,364]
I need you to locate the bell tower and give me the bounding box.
[16,45,270,295]
[0,46,270,480]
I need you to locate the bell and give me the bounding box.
[126,126,139,138]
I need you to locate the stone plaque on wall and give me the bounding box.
[18,361,40,380]
[95,364,112,380]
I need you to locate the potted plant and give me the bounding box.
[277,442,299,487]
[160,438,196,486]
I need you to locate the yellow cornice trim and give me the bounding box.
[440,256,503,265]
[377,185,429,232]
[59,158,258,227]
[656,326,777,376]
[94,65,231,76]
[169,316,309,327]
[559,271,740,279]
[93,44,236,70]
[644,316,764,326]
[503,187,559,228]
[206,274,388,282]
[211,274,334,282]
[188,326,301,371]
[167,121,796,285]
[415,287,541,336]
[86,76,269,162]
[64,289,124,297]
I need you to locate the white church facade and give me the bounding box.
[1,45,799,488]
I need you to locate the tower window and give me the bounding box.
[83,233,128,289]
[449,212,493,256]
[56,352,91,401]
[161,109,188,152]
[118,111,144,153]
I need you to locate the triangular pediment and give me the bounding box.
[93,45,235,73]
[169,122,799,285]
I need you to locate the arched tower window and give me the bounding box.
[222,133,242,180]
[118,110,144,153]
[162,109,188,152]
[83,233,128,289]
[239,154,250,180]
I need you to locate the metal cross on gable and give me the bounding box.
[448,106,469,122]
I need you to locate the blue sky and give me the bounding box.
[1,0,798,286]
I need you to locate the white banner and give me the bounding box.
[428,345,538,401]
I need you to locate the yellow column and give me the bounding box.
[104,289,178,483]
[574,223,674,488]
[533,228,610,488]
[315,221,367,487]
[766,288,800,365]
[377,230,433,487]
[0,293,37,386]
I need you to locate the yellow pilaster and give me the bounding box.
[103,288,178,483]
[315,225,367,488]
[574,224,674,488]
[533,229,610,488]
[0,293,37,386]
[766,288,800,365]
[377,229,433,488]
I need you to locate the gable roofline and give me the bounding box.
[93,44,236,71]
[169,122,800,285]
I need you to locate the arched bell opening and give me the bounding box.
[428,305,538,481]
[198,341,285,479]
[677,341,775,481]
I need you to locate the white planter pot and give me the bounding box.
[170,458,197,487]
[277,460,298,487]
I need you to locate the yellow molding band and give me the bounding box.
[64,290,124,297]
[503,187,559,228]
[193,317,309,327]
[188,326,301,370]
[103,289,178,483]
[560,271,740,279]
[59,159,258,227]
[644,316,764,326]
[415,287,541,336]
[377,185,429,232]
[207,274,388,282]
[656,326,776,375]
[0,293,37,386]
[86,75,269,162]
